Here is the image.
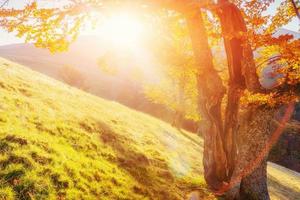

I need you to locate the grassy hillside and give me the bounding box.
[0,57,299,200]
[0,57,211,200]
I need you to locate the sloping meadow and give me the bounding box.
[0,58,212,200]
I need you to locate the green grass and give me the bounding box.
[0,57,213,199]
[0,57,299,200]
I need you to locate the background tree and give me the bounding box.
[144,15,199,129]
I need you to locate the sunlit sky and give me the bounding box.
[0,0,298,45]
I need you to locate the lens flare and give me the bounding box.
[98,13,145,48]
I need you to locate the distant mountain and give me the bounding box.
[0,36,145,104]
[0,36,102,75]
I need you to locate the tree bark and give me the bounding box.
[185,10,227,190]
[239,159,269,200]
[216,0,263,183]
[230,107,277,200]
[215,1,271,199]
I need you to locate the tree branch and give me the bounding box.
[290,0,300,20]
[0,0,9,8]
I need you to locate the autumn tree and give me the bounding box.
[1,0,299,199]
[144,68,199,129]
[144,15,199,129]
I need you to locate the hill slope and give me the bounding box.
[0,37,196,132]
[0,58,299,199]
[0,58,210,199]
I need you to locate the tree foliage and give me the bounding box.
[144,14,200,124]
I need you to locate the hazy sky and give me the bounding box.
[0,0,298,45]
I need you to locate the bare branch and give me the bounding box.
[0,0,9,8]
[290,0,300,20]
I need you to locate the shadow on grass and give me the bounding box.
[177,129,203,149]
[97,121,184,199]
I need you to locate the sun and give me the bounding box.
[98,13,145,48]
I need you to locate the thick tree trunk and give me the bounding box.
[239,159,269,200]
[223,84,242,180]
[216,1,270,199]
[185,3,265,196]
[185,10,227,190]
[230,107,276,200]
[235,103,294,199]
[217,0,263,182]
[183,1,283,199]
